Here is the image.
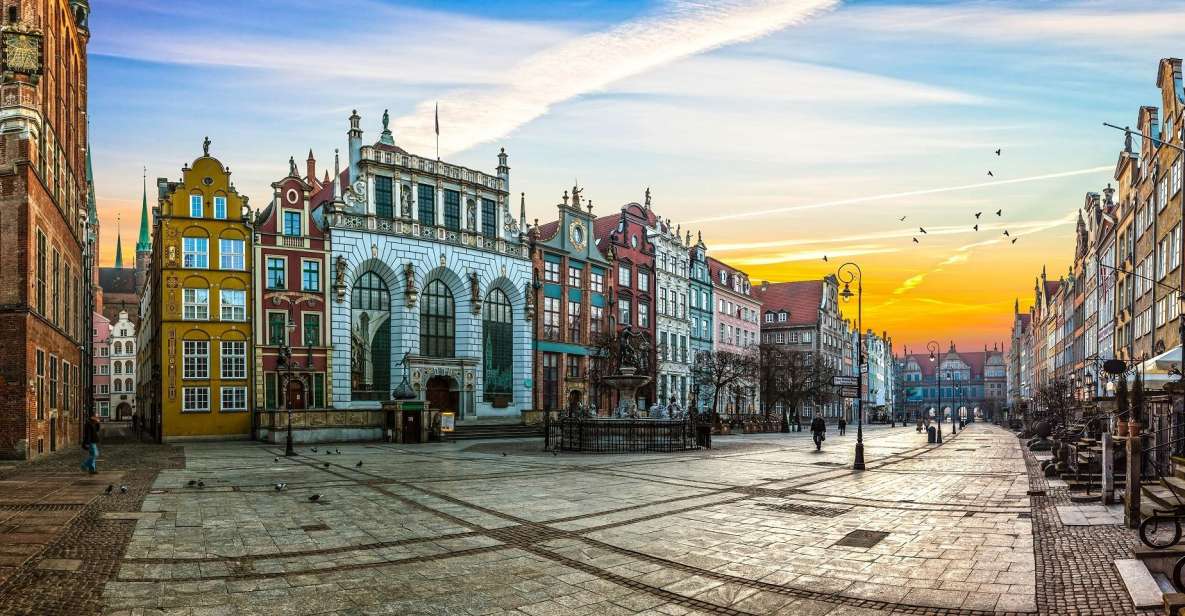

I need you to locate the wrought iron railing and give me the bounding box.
[547,417,700,453]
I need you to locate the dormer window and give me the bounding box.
[764,312,773,323]
[719,270,727,284]
[778,311,788,322]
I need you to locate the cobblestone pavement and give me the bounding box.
[0,443,184,616]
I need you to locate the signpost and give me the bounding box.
[839,387,859,399]
[832,375,858,387]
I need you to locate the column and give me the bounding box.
[436,183,444,227]
[410,181,419,222]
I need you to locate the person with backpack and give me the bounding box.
[810,413,826,451]
[81,412,101,474]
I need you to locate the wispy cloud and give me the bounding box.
[684,165,1112,224]
[730,244,897,266]
[394,0,841,155]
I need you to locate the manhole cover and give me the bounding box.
[834,529,890,549]
[759,503,851,518]
[1017,512,1032,519]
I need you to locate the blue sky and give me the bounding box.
[87,0,1185,347]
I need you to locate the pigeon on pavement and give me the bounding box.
[120,485,128,494]
[187,480,197,487]
[309,494,321,502]
[274,483,286,491]
[356,461,363,467]
[105,484,113,495]
[197,480,205,488]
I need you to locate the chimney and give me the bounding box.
[761,281,769,292]
[306,149,316,185]
[347,109,362,183]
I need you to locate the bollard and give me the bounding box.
[1101,432,1114,505]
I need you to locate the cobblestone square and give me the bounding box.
[0,424,1146,615]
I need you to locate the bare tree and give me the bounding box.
[1033,379,1073,429]
[758,344,839,428]
[691,348,758,420]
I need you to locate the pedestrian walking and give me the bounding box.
[80,412,101,474]
[810,413,826,451]
[130,411,139,437]
[838,417,847,436]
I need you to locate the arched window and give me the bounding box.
[125,378,133,392]
[351,272,390,400]
[113,362,122,374]
[126,360,134,374]
[113,342,122,355]
[126,341,134,354]
[420,279,454,358]
[483,289,513,400]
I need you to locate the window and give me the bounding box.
[660,288,668,315]
[303,313,320,347]
[267,257,285,289]
[483,289,513,399]
[219,239,244,270]
[660,332,669,360]
[189,194,203,217]
[221,387,247,411]
[220,289,246,321]
[590,305,604,335]
[62,361,70,414]
[214,196,227,219]
[543,297,560,340]
[114,342,122,355]
[638,271,649,293]
[544,261,560,283]
[618,265,631,287]
[541,353,560,411]
[778,312,787,322]
[182,387,210,412]
[351,273,391,399]
[418,183,435,223]
[481,198,497,236]
[51,249,59,325]
[420,279,455,358]
[590,269,605,293]
[566,355,582,378]
[183,237,208,268]
[567,300,581,343]
[183,288,209,320]
[639,302,650,328]
[443,189,460,230]
[568,266,581,287]
[220,341,247,379]
[183,340,209,379]
[618,298,631,325]
[35,230,46,315]
[113,361,122,374]
[302,260,321,291]
[268,312,287,346]
[764,312,773,323]
[283,211,301,235]
[48,356,57,409]
[375,175,393,218]
[1174,159,1183,195]
[1160,178,1169,211]
[353,271,389,310]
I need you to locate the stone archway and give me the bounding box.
[116,402,133,420]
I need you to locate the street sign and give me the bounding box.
[839,387,859,398]
[832,375,858,387]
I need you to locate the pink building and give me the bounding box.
[706,257,762,413]
[92,312,112,419]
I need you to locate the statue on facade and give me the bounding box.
[400,185,412,218]
[1124,126,1133,153]
[202,136,211,156]
[466,200,477,231]
[644,187,651,207]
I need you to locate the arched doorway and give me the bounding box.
[286,378,306,410]
[425,375,459,414]
[116,402,132,420]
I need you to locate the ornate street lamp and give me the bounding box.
[837,262,865,470]
[927,340,942,444]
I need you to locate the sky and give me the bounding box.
[86,0,1185,353]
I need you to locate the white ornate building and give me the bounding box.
[651,216,691,407]
[109,310,138,420]
[322,110,532,419]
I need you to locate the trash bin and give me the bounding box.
[960,418,967,429]
[696,425,712,449]
[927,426,937,443]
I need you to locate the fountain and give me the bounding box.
[602,326,652,418]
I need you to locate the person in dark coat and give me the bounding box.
[80,412,101,474]
[838,417,847,436]
[810,413,826,451]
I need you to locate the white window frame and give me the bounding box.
[221,386,248,412]
[183,237,209,269]
[214,196,227,220]
[220,239,244,270]
[182,340,209,379]
[618,265,631,287]
[301,259,321,292]
[220,341,247,379]
[182,387,210,412]
[220,289,246,321]
[183,288,210,320]
[189,194,203,218]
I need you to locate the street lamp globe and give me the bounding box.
[840,282,853,302]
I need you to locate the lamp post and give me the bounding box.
[281,317,297,457]
[928,340,942,444]
[837,262,865,470]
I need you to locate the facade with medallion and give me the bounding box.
[253,154,332,416]
[326,111,532,420]
[529,188,614,414]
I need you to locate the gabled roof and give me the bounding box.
[1044,280,1060,299]
[756,280,822,327]
[535,220,559,243]
[706,256,751,296]
[899,350,1003,379]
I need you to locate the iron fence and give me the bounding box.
[548,417,700,453]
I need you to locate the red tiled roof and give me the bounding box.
[755,280,822,327]
[899,351,1003,378]
[1044,280,1060,299]
[535,220,559,243]
[706,256,750,295]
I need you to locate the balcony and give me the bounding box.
[281,236,304,248]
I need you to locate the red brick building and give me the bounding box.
[253,154,331,416]
[593,199,657,409]
[0,1,91,459]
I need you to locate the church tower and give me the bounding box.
[113,221,124,269]
[135,167,152,292]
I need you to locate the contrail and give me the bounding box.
[683,165,1113,224]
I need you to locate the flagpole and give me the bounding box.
[435,101,440,161]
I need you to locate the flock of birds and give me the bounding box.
[821,148,1017,263]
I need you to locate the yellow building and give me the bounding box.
[141,141,253,440]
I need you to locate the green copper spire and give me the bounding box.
[136,166,150,253]
[113,226,124,268]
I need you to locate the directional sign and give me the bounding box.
[832,375,858,387]
[839,387,859,399]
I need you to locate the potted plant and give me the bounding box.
[1114,377,1129,437]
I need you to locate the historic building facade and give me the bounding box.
[92,311,110,418]
[706,256,760,413]
[326,111,531,419]
[898,343,1007,422]
[530,188,614,413]
[109,309,136,419]
[865,330,893,416]
[254,156,331,415]
[688,234,713,407]
[0,0,91,459]
[594,200,657,410]
[652,215,692,408]
[141,143,254,440]
[757,277,846,418]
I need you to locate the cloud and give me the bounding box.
[730,245,898,266]
[894,273,928,295]
[683,165,1112,224]
[391,0,842,155]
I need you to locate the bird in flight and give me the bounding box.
[1003,230,1010,237]
[973,224,979,231]
[1011,238,1018,244]
[899,215,907,221]
[912,237,919,243]
[995,148,1002,156]
[822,255,828,262]
[975,212,982,219]
[919,227,927,234]
[987,171,994,177]
[996,209,1003,216]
